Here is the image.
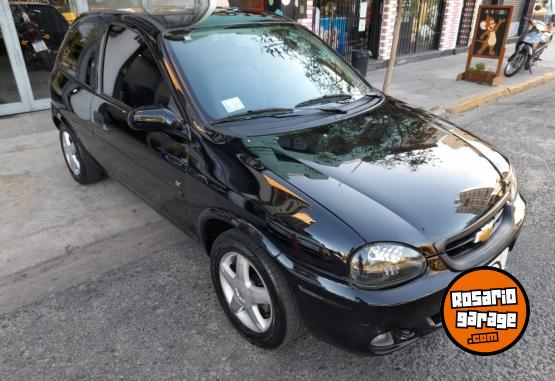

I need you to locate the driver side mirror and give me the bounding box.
[127,106,180,131]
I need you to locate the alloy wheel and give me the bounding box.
[219,251,273,333]
[61,131,81,176]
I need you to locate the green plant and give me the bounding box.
[474,62,487,72]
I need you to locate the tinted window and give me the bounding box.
[103,26,170,108]
[60,22,104,86]
[167,24,371,120]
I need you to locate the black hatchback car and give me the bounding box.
[50,8,526,353]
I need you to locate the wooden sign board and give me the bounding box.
[458,5,513,86]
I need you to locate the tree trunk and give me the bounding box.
[382,0,404,94]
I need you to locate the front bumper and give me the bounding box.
[276,194,526,354]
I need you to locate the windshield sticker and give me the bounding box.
[221,97,245,114]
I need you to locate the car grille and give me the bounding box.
[444,210,504,257]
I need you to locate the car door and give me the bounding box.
[90,23,194,232]
[51,19,106,150]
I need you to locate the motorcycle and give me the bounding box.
[14,8,54,71]
[504,17,552,77]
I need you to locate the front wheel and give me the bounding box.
[210,228,303,348]
[504,51,528,77]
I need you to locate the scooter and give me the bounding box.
[504,17,552,77]
[14,8,54,71]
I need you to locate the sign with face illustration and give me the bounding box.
[472,6,512,59]
[458,5,513,86]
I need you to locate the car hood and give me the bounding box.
[242,99,509,247]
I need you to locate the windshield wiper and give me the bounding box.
[295,92,384,113]
[295,94,353,108]
[211,108,295,124]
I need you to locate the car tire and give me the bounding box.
[59,124,103,184]
[210,228,303,348]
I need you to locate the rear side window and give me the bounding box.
[102,25,170,108]
[60,21,105,86]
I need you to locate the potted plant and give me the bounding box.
[464,62,497,84]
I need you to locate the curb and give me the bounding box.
[444,71,555,114]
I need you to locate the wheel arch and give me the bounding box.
[197,208,281,258]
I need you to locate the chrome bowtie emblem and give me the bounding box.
[475,221,495,243]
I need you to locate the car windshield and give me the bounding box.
[166,23,372,121]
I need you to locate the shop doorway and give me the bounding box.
[0,0,74,116]
[396,0,445,57]
[0,0,32,115]
[365,0,383,59]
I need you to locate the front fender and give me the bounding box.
[196,208,282,257]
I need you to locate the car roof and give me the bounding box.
[80,7,292,36]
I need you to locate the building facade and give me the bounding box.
[309,0,534,61]
[0,0,535,117]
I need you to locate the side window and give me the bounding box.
[60,22,105,86]
[103,25,170,108]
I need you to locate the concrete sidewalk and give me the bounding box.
[0,112,185,313]
[365,43,555,113]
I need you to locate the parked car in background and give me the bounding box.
[50,8,526,354]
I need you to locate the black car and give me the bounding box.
[50,8,526,354]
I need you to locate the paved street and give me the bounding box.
[1,83,554,380]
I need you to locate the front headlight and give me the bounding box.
[349,243,426,289]
[505,165,519,202]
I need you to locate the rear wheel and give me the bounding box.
[504,52,527,77]
[59,124,103,184]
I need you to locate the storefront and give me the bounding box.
[0,0,533,117]
[310,0,446,61]
[1,0,68,115]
